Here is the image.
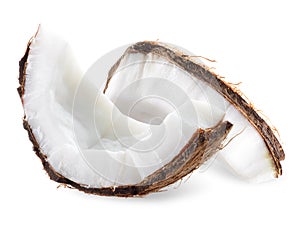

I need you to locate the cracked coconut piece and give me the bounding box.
[18,27,233,197]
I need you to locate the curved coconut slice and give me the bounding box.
[104,41,285,181]
[18,27,232,196]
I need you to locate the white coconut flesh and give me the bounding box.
[22,28,228,188]
[104,45,278,182]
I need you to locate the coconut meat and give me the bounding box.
[22,28,225,187]
[104,49,277,181]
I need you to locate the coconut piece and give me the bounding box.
[18,27,232,196]
[104,41,284,181]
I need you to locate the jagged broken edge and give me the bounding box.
[18,35,233,197]
[104,41,285,177]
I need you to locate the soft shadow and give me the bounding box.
[58,174,209,203]
[143,177,208,201]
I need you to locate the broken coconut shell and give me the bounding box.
[104,41,285,179]
[18,29,234,197]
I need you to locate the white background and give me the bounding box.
[1,0,299,224]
